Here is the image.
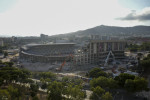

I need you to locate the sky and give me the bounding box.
[0,0,150,36]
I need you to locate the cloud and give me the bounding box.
[117,7,150,21]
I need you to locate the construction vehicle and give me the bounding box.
[56,54,74,71]
[104,50,116,66]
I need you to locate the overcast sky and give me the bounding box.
[0,0,150,36]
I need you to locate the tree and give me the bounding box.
[71,78,83,85]
[3,62,14,67]
[124,79,135,92]
[0,49,2,53]
[7,85,20,100]
[101,92,113,100]
[0,89,10,100]
[3,51,8,58]
[21,78,34,83]
[107,78,118,89]
[39,72,56,80]
[0,77,4,86]
[97,71,108,78]
[128,44,139,52]
[20,69,31,80]
[140,42,150,51]
[134,77,148,92]
[90,86,105,100]
[89,68,108,78]
[137,53,143,59]
[30,84,39,97]
[47,81,86,100]
[0,67,31,85]
[90,76,109,88]
[47,81,63,100]
[125,77,148,92]
[41,82,47,89]
[141,57,150,74]
[89,68,102,78]
[69,85,85,100]
[114,73,135,87]
[90,76,118,90]
[32,96,39,100]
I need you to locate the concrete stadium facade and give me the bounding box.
[19,43,75,63]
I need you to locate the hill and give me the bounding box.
[52,25,150,38]
[70,25,150,36]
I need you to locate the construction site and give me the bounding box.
[17,39,136,79]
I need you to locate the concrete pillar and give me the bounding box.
[118,43,119,50]
[112,42,114,51]
[104,43,107,51]
[93,43,97,54]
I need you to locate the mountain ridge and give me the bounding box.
[53,25,150,37]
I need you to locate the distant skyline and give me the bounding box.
[0,0,150,36]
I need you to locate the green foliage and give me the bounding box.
[3,51,8,58]
[21,78,34,83]
[47,81,86,100]
[89,68,108,78]
[141,56,150,73]
[90,77,108,88]
[41,82,47,89]
[0,67,31,85]
[70,85,85,100]
[124,79,135,92]
[62,76,69,82]
[125,77,148,92]
[141,59,150,67]
[134,77,148,92]
[137,53,143,58]
[7,85,20,100]
[114,73,148,93]
[89,68,102,77]
[47,81,63,100]
[107,78,118,89]
[101,92,113,100]
[0,61,14,67]
[114,73,135,87]
[3,62,14,67]
[32,96,39,100]
[39,72,56,80]
[0,50,2,53]
[0,85,31,100]
[90,76,118,89]
[30,84,39,97]
[0,89,10,100]
[30,84,39,92]
[128,44,139,52]
[0,77,4,86]
[128,42,150,52]
[71,78,83,85]
[62,76,83,86]
[140,42,150,51]
[90,86,105,100]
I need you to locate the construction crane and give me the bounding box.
[104,51,115,66]
[56,54,74,71]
